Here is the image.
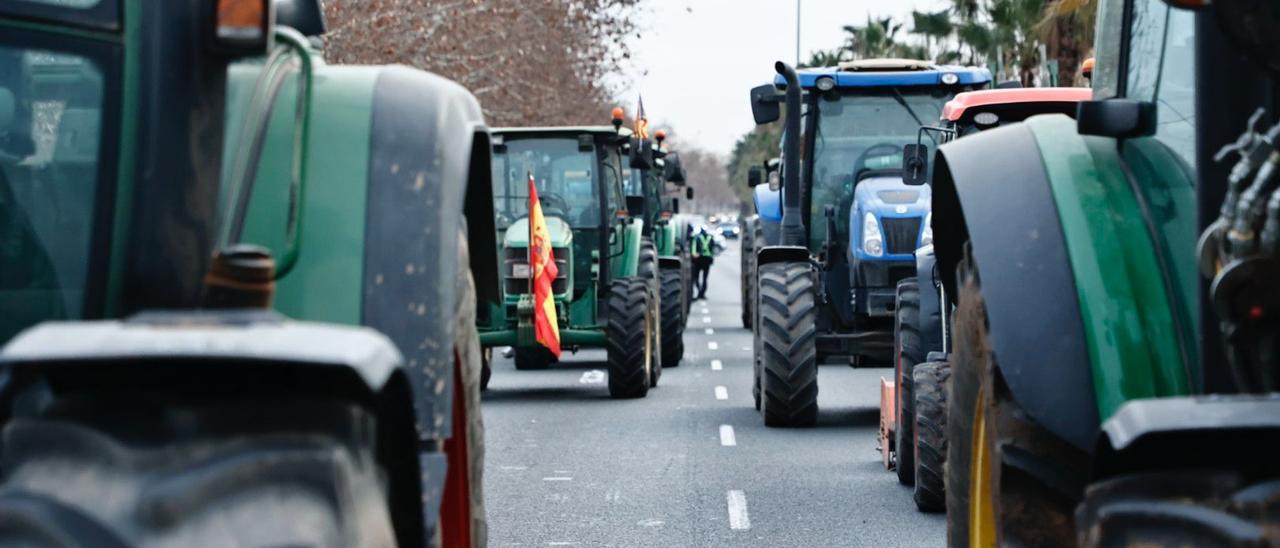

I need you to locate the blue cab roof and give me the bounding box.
[775,62,992,89]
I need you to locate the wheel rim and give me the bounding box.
[643,294,653,382]
[970,386,996,547]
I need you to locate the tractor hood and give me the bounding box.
[853,175,931,217]
[503,215,573,248]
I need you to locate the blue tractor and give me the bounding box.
[746,59,990,427]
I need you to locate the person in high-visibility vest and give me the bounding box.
[691,226,715,300]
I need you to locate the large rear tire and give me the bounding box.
[946,245,1088,547]
[757,261,818,427]
[740,217,756,328]
[913,360,949,513]
[1076,470,1280,546]
[894,278,923,486]
[660,268,685,368]
[0,397,396,547]
[607,277,653,398]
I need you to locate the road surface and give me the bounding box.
[482,241,945,547]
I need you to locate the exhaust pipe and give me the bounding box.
[775,61,805,247]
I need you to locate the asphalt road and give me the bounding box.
[482,241,945,547]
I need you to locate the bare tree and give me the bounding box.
[322,0,642,127]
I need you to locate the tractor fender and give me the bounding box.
[757,245,809,267]
[1093,395,1280,479]
[913,244,943,355]
[931,120,1099,451]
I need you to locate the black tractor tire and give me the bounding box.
[660,268,685,368]
[757,261,819,427]
[638,239,661,371]
[913,360,949,513]
[514,346,555,370]
[0,396,397,547]
[608,277,654,398]
[480,347,492,391]
[1076,470,1280,547]
[740,218,756,328]
[894,278,923,486]
[945,245,1089,547]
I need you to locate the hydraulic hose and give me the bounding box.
[775,61,805,247]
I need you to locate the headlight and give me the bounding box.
[921,212,933,246]
[511,262,531,278]
[815,76,836,91]
[940,73,959,85]
[862,212,883,256]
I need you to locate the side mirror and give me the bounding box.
[686,187,694,200]
[750,84,782,125]
[664,152,686,184]
[625,195,647,219]
[1077,99,1156,138]
[902,144,929,186]
[747,166,763,187]
[629,138,654,169]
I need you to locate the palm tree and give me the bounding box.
[841,16,904,60]
[910,9,954,62]
[1040,0,1097,85]
[803,48,847,68]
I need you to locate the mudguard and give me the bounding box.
[914,244,943,354]
[611,220,646,278]
[931,120,1099,451]
[1093,395,1280,478]
[466,129,500,307]
[757,245,809,266]
[659,256,683,270]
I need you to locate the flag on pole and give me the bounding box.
[634,96,650,139]
[528,173,561,357]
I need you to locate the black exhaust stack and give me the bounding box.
[775,61,805,247]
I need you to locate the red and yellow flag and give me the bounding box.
[528,173,561,357]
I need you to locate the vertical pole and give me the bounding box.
[795,0,801,67]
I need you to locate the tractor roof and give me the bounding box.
[776,59,992,89]
[941,87,1092,121]
[493,126,633,138]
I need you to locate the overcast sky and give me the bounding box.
[621,0,947,156]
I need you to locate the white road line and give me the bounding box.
[719,424,737,446]
[710,359,723,371]
[542,477,572,481]
[578,370,604,384]
[705,328,715,335]
[727,490,751,530]
[715,386,728,400]
[702,316,712,323]
[708,341,719,350]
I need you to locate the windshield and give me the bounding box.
[1,44,109,341]
[808,87,952,246]
[491,137,600,229]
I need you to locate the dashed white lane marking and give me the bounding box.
[715,386,728,400]
[711,359,723,371]
[578,370,604,384]
[702,316,712,323]
[708,341,719,350]
[727,490,751,530]
[548,543,576,546]
[719,424,737,446]
[705,328,715,335]
[542,477,573,481]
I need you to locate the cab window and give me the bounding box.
[1126,0,1197,170]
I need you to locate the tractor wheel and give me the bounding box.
[607,277,653,398]
[946,245,1089,547]
[638,239,661,373]
[757,261,818,427]
[514,346,555,370]
[913,360,949,513]
[740,218,756,328]
[480,347,492,391]
[1076,470,1280,546]
[0,397,396,547]
[660,268,685,368]
[894,278,923,486]
[752,271,763,411]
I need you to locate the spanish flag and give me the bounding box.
[528,173,561,357]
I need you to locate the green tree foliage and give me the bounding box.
[726,122,783,210]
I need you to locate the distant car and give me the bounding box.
[717,223,741,239]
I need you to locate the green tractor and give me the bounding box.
[479,124,662,398]
[918,0,1280,544]
[628,129,695,368]
[0,1,494,545]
